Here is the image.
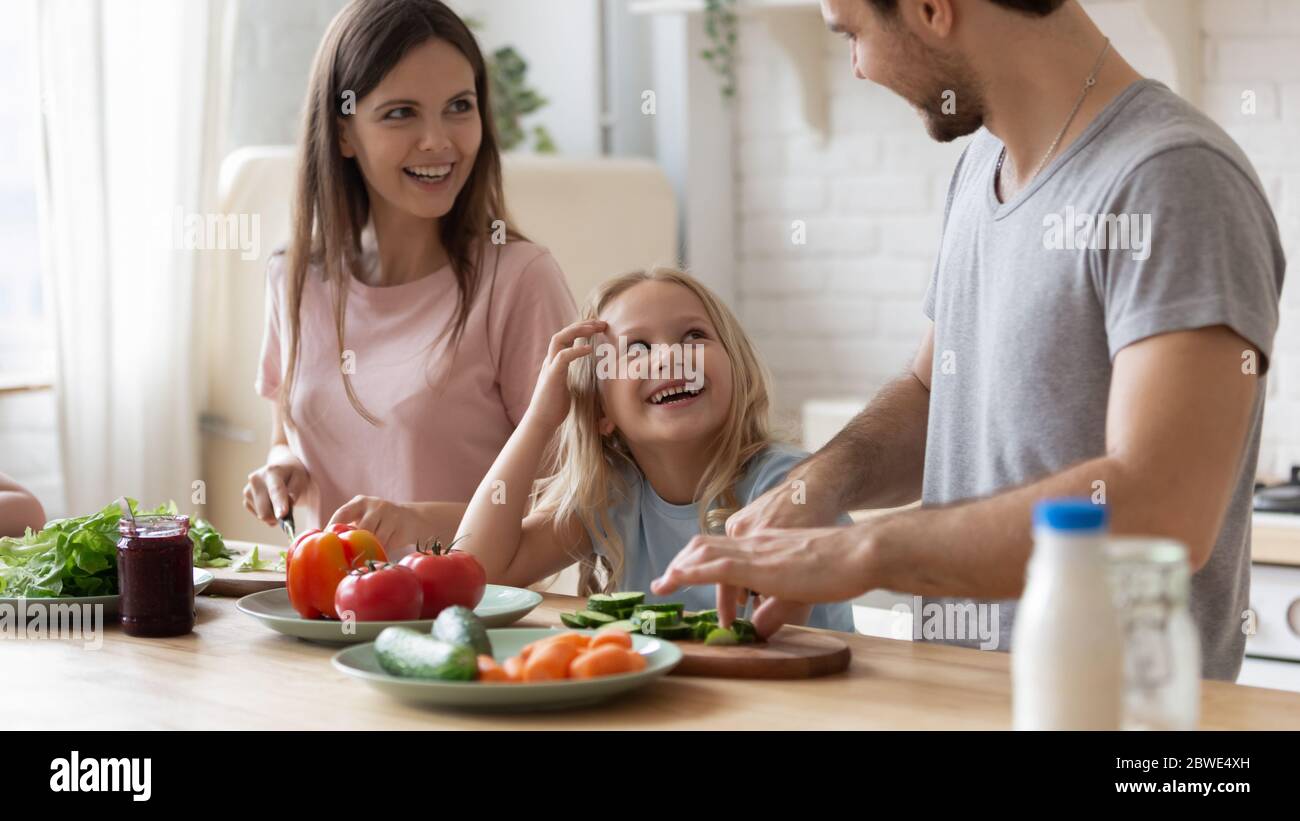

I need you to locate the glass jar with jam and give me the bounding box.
[117,514,195,637]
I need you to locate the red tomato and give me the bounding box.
[334,562,423,623]
[398,538,487,619]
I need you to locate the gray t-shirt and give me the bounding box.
[920,79,1286,681]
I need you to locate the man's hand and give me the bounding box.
[652,526,876,636]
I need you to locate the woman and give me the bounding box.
[243,0,576,555]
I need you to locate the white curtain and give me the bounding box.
[35,0,230,513]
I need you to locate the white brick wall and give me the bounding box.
[735,2,1300,479]
[228,0,346,151]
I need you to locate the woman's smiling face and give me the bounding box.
[338,38,481,220]
[594,280,734,450]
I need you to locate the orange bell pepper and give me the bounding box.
[284,523,387,619]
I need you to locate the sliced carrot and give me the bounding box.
[503,655,526,681]
[523,641,580,681]
[521,631,590,662]
[569,644,641,679]
[623,648,647,672]
[477,655,510,683]
[590,629,633,651]
[541,632,592,651]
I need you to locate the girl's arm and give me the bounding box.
[0,471,45,538]
[454,319,604,588]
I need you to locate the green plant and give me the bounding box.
[488,45,557,153]
[701,0,738,100]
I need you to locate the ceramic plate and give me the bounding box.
[0,568,215,618]
[237,584,544,643]
[332,628,681,711]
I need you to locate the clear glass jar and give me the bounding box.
[117,514,195,637]
[1107,538,1200,730]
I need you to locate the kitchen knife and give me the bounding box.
[278,510,295,543]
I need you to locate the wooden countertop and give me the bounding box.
[1251,515,1300,567]
[5,591,1299,730]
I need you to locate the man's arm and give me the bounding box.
[870,325,1258,597]
[655,325,1260,618]
[804,322,934,512]
[727,323,934,535]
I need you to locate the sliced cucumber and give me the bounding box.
[692,620,716,641]
[684,609,719,624]
[585,594,620,615]
[574,610,617,628]
[704,627,740,646]
[645,622,693,640]
[586,592,645,614]
[730,618,759,643]
[606,619,638,633]
[631,609,679,629]
[631,600,686,613]
[559,612,587,629]
[614,606,637,620]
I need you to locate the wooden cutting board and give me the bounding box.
[203,539,288,597]
[669,629,851,679]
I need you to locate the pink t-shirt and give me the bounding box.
[256,239,576,532]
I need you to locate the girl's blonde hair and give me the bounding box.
[531,268,774,594]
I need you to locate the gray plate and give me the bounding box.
[0,568,215,618]
[237,584,544,643]
[332,628,682,711]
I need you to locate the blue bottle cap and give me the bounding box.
[1033,498,1107,531]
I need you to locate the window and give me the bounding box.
[0,1,53,390]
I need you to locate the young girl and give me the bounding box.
[455,269,854,633]
[244,0,576,553]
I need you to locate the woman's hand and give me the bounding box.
[243,447,309,526]
[522,319,606,432]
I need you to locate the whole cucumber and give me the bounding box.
[432,605,493,656]
[375,627,477,680]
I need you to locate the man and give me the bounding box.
[652,0,1285,680]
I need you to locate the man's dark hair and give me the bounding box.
[867,0,1067,16]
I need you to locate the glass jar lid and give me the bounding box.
[118,514,190,539]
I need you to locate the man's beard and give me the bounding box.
[915,87,984,142]
[899,40,985,142]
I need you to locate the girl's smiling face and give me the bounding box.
[594,281,734,450]
[338,37,481,220]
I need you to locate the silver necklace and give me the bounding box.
[997,38,1111,193]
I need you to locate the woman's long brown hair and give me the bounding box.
[281,0,520,426]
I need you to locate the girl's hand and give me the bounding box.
[524,319,606,432]
[326,495,429,557]
[243,449,309,526]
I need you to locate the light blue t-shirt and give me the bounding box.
[588,443,856,632]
